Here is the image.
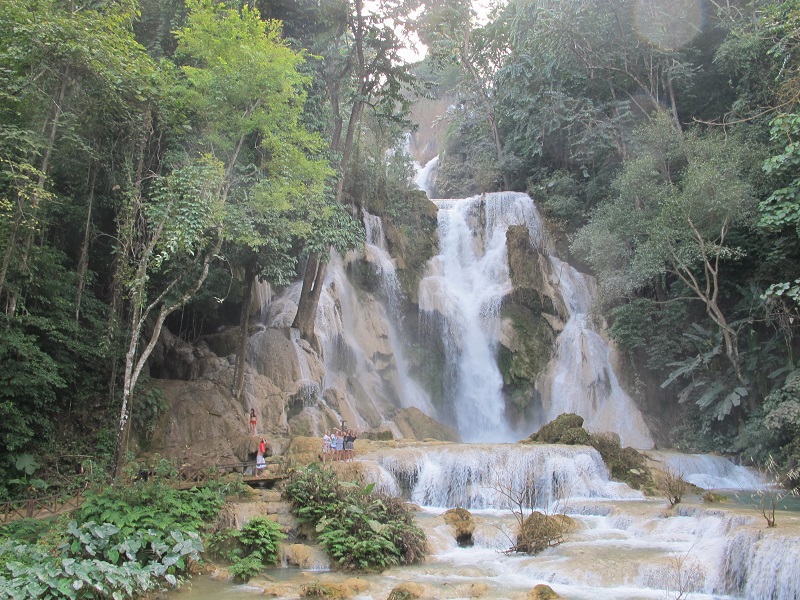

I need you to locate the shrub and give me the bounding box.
[655,467,687,508]
[210,516,285,581]
[284,466,426,571]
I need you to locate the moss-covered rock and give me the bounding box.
[515,512,571,554]
[529,413,585,443]
[527,415,654,491]
[443,507,475,547]
[387,582,424,600]
[527,584,561,599]
[588,432,652,491]
[382,190,439,303]
[498,306,555,396]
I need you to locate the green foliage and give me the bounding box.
[0,520,201,598]
[7,454,48,496]
[661,324,749,421]
[210,516,285,581]
[0,468,226,598]
[284,466,426,571]
[79,469,225,540]
[131,382,168,443]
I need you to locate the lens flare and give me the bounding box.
[634,0,704,50]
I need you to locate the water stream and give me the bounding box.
[174,443,799,600]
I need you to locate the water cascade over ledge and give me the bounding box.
[418,190,653,447]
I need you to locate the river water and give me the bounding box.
[171,443,800,600]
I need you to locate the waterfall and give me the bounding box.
[419,192,543,442]
[647,451,766,490]
[361,211,437,416]
[542,257,653,448]
[418,190,651,447]
[718,530,800,599]
[414,156,438,197]
[375,443,643,509]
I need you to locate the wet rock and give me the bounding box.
[281,543,328,570]
[301,578,369,598]
[262,583,297,597]
[248,328,324,392]
[387,582,424,600]
[527,584,560,599]
[443,507,475,547]
[515,512,571,554]
[208,566,233,581]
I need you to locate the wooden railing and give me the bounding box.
[1,457,287,524]
[1,488,85,523]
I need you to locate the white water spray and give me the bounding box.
[419,193,543,441]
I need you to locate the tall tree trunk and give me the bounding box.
[7,68,69,316]
[232,259,257,402]
[114,131,244,478]
[292,254,327,352]
[75,165,97,321]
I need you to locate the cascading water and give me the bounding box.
[375,443,643,509]
[362,212,437,416]
[646,451,766,490]
[541,257,653,448]
[419,193,544,442]
[417,189,652,446]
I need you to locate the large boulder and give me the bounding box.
[147,367,286,465]
[515,512,572,555]
[247,328,324,393]
[529,413,586,444]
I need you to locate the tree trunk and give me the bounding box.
[292,254,327,352]
[7,69,69,316]
[232,260,256,402]
[75,166,97,322]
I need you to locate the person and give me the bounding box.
[347,428,359,462]
[256,451,266,477]
[330,430,339,462]
[344,430,353,462]
[322,432,331,462]
[335,429,344,462]
[259,437,267,456]
[249,408,257,436]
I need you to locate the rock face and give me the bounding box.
[498,225,563,421]
[393,407,461,442]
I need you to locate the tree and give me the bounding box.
[573,113,759,386]
[419,0,511,190]
[113,0,329,475]
[289,0,420,345]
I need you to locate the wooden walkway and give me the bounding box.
[1,457,287,524]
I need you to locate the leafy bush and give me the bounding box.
[79,466,226,539]
[284,466,426,571]
[209,516,285,581]
[0,470,235,598]
[0,521,201,598]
